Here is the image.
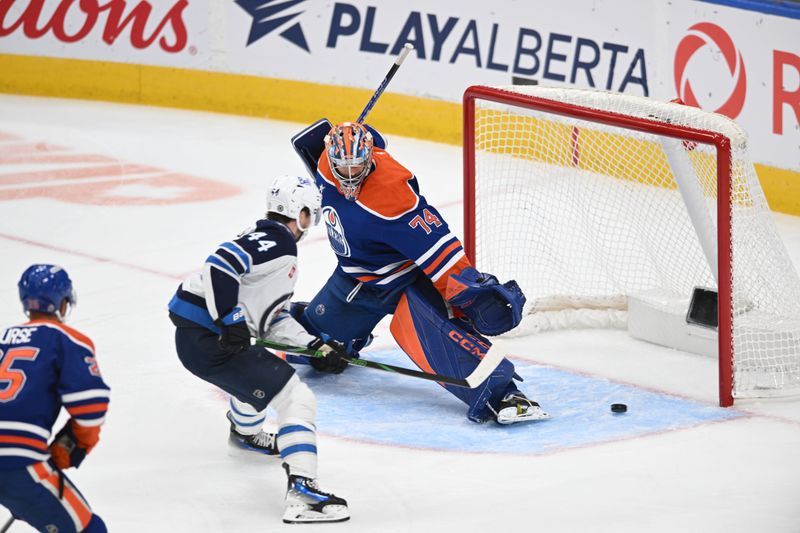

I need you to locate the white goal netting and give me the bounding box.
[468,85,800,399]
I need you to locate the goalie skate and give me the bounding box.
[283,475,350,524]
[493,392,550,425]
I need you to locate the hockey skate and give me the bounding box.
[226,411,279,456]
[283,473,350,524]
[492,392,550,425]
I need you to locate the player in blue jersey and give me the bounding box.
[291,121,548,425]
[168,175,350,524]
[0,265,109,533]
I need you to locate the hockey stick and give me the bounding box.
[255,338,508,389]
[1,516,14,533]
[356,43,414,124]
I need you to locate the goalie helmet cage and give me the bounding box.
[463,85,800,407]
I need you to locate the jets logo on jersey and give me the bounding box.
[323,206,350,257]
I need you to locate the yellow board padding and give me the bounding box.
[0,53,462,143]
[475,109,706,190]
[757,165,800,214]
[0,53,797,214]
[475,109,800,211]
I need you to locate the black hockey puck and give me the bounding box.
[610,403,627,413]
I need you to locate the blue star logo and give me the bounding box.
[235,0,310,52]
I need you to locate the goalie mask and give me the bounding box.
[325,122,373,201]
[18,264,77,322]
[267,175,323,241]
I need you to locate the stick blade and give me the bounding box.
[464,339,509,388]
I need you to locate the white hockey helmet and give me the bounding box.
[267,175,323,240]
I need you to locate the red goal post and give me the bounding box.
[462,85,800,407]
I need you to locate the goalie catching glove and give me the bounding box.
[446,267,526,336]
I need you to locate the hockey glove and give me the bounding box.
[49,419,100,469]
[446,267,526,336]
[215,307,251,354]
[307,335,351,374]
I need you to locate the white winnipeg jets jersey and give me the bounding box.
[168,219,315,347]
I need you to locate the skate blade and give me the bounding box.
[496,406,551,425]
[226,442,279,459]
[282,504,350,524]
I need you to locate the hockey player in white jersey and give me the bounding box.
[168,175,350,524]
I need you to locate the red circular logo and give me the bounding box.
[674,22,747,119]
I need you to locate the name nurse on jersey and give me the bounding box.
[323,206,351,257]
[0,326,36,344]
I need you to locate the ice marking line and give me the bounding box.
[503,354,800,428]
[0,131,241,205]
[0,232,185,281]
[0,153,114,165]
[207,349,748,455]
[0,164,157,185]
[0,142,70,156]
[317,414,747,458]
[508,353,725,408]
[0,169,167,191]
[212,380,719,459]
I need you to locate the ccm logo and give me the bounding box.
[448,331,489,357]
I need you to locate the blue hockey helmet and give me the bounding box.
[18,264,77,321]
[325,122,373,201]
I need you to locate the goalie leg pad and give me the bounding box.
[390,281,515,423]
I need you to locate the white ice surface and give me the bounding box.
[0,95,799,532]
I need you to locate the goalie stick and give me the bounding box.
[0,517,14,533]
[289,45,411,178]
[255,338,509,389]
[356,43,414,123]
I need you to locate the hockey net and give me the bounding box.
[463,85,800,406]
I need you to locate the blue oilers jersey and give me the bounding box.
[168,219,316,346]
[317,148,472,296]
[0,319,109,469]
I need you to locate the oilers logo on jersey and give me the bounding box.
[323,206,350,257]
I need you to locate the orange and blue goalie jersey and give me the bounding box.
[317,147,471,296]
[0,318,109,469]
